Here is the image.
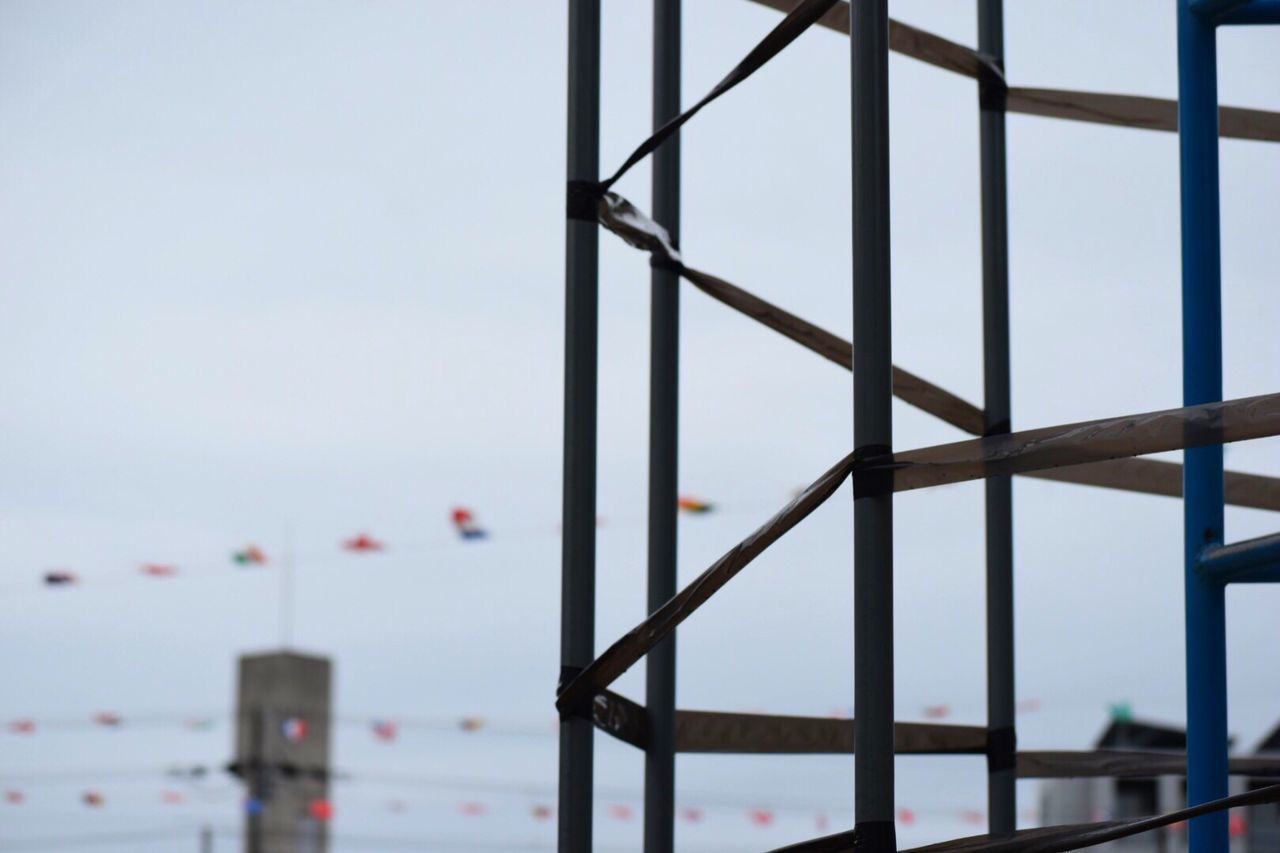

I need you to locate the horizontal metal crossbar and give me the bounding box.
[557,393,1280,714]
[770,784,1280,852]
[745,0,1280,142]
[1198,530,1280,583]
[1017,749,1280,779]
[587,692,987,754]
[1219,0,1280,24]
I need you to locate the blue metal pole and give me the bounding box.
[1177,3,1229,851]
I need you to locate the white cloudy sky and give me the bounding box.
[1,1,1277,850]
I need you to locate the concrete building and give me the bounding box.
[1039,717,1280,852]
[235,651,332,853]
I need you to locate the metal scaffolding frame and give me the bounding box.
[559,1,1280,851]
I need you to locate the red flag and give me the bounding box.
[923,705,950,720]
[93,712,122,727]
[459,801,487,816]
[309,799,334,821]
[342,533,384,552]
[451,507,488,541]
[371,720,397,742]
[140,563,178,578]
[609,803,634,821]
[896,807,916,825]
[1229,810,1247,838]
[4,790,23,804]
[749,809,775,827]
[83,791,105,807]
[680,806,704,824]
[9,719,35,734]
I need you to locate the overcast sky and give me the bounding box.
[1,1,1278,850]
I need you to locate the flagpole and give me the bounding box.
[281,523,295,649]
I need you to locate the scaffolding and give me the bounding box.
[558,1,1280,851]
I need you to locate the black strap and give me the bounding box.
[600,0,839,190]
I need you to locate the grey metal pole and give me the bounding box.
[851,2,894,850]
[200,825,213,853]
[644,1,680,852]
[559,1,600,851]
[977,0,1015,838]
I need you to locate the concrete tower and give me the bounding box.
[235,651,332,853]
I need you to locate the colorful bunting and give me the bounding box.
[4,790,24,805]
[245,797,265,816]
[748,808,776,827]
[922,705,950,720]
[82,791,104,807]
[896,807,916,825]
[459,801,487,816]
[371,719,398,742]
[232,545,267,566]
[532,804,554,821]
[961,809,985,826]
[93,711,122,727]
[815,812,829,832]
[1016,698,1042,713]
[184,717,215,731]
[342,533,385,552]
[140,563,178,578]
[1229,810,1247,838]
[680,806,704,824]
[281,716,310,743]
[459,716,485,732]
[160,790,185,805]
[309,799,334,821]
[451,507,488,541]
[609,803,634,821]
[43,571,77,586]
[9,719,35,734]
[677,496,714,514]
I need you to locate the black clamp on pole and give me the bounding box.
[987,725,1018,774]
[566,180,604,222]
[977,53,1008,113]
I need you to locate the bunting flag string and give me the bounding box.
[15,497,757,593]
[6,777,1251,839]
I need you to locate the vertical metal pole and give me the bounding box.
[560,2,601,852]
[644,2,680,852]
[1177,4,1228,852]
[200,825,213,853]
[851,2,894,850]
[977,0,1015,838]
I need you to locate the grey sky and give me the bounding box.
[1,1,1277,850]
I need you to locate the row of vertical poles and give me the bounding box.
[977,0,1016,839]
[644,1,681,852]
[850,2,896,850]
[1176,2,1229,852]
[559,1,600,851]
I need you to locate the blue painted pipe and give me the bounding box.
[1219,0,1280,24]
[1177,2,1230,851]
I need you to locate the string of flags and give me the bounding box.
[3,699,1053,740]
[31,498,725,589]
[0,785,1254,839]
